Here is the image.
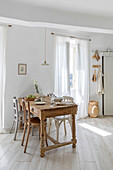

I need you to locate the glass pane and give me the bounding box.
[69,45,76,89]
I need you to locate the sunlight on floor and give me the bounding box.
[79,123,112,136]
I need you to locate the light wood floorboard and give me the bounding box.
[80,162,97,170]
[1,116,113,169]
[11,162,30,170]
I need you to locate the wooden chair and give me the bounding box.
[10,97,23,140]
[48,96,74,142]
[21,99,48,153]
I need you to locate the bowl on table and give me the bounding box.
[34,98,41,102]
[24,94,37,101]
[34,101,46,105]
[34,98,46,105]
[24,97,36,101]
[53,97,63,102]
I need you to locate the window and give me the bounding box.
[69,44,76,89]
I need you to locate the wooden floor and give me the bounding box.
[0,116,113,170]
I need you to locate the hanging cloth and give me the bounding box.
[97,67,104,96]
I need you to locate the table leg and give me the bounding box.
[72,113,76,148]
[40,120,45,157]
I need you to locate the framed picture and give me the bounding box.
[18,64,27,75]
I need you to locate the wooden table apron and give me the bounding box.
[19,99,77,157]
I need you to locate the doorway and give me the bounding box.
[104,56,113,115]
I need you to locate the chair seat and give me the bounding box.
[54,115,71,120]
[18,111,33,117]
[30,117,40,126]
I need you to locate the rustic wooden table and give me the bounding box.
[19,98,78,157]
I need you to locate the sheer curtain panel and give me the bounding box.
[76,40,89,119]
[54,36,70,97]
[0,26,7,131]
[53,36,90,119]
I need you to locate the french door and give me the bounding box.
[104,56,113,115]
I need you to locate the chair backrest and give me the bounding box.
[63,96,74,103]
[13,97,19,116]
[22,99,31,124]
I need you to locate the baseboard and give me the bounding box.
[0,127,10,134]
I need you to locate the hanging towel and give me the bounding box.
[97,67,104,96]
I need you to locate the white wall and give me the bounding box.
[4,26,54,129]
[89,33,113,115]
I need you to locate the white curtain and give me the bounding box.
[54,36,70,97]
[0,26,7,130]
[76,40,89,119]
[54,36,89,119]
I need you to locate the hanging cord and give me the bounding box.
[45,28,46,62]
[41,28,49,65]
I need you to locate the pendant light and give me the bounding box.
[41,28,49,66]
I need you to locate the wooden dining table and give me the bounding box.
[19,98,78,157]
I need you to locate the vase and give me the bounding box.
[34,93,40,99]
[88,101,99,118]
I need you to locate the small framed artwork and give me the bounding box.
[18,64,27,75]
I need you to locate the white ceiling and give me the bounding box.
[11,0,113,17]
[1,0,113,33]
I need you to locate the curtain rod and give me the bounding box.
[51,32,91,41]
[92,49,113,52]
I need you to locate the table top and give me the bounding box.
[19,97,77,120]
[19,98,77,120]
[19,97,77,111]
[30,101,77,111]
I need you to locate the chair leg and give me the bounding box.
[14,118,19,141]
[64,119,67,136]
[55,120,57,128]
[9,120,15,134]
[24,125,30,153]
[68,118,72,132]
[39,125,41,140]
[29,126,33,134]
[44,121,48,147]
[48,118,52,135]
[21,123,27,146]
[32,126,34,136]
[57,121,60,142]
